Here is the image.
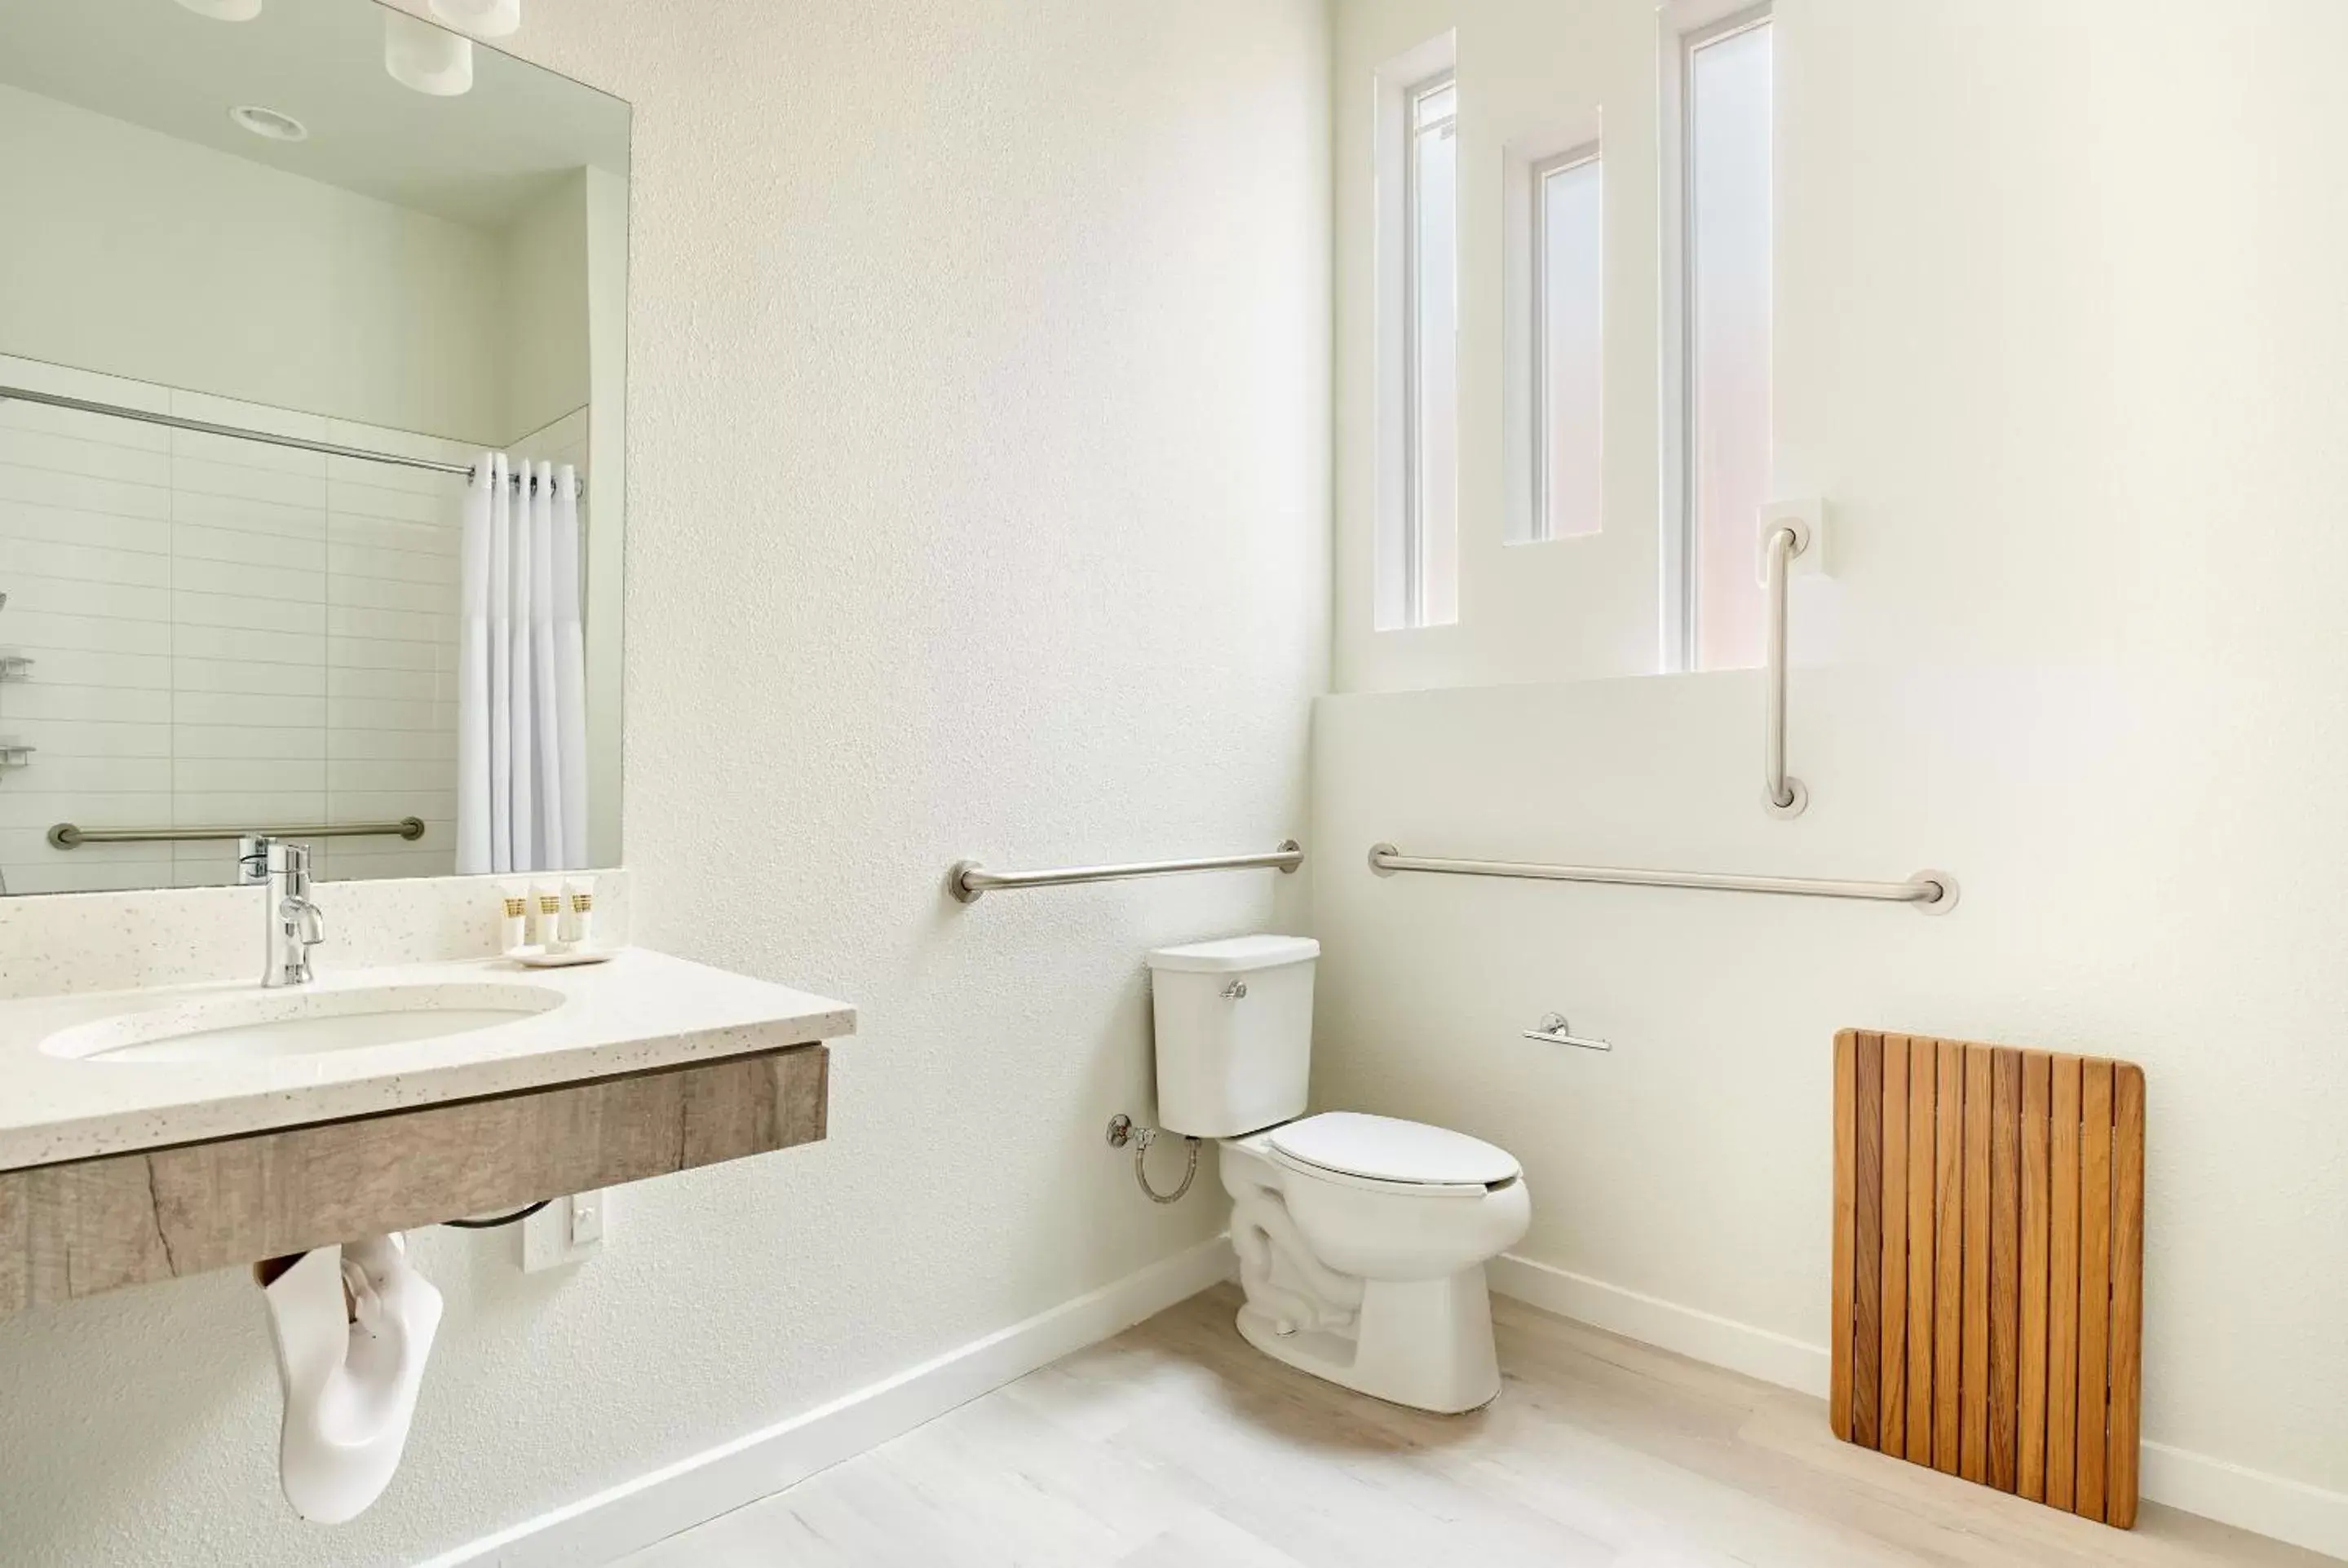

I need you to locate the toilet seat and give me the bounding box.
[1265,1111,1519,1197]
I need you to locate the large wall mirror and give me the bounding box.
[0,0,627,896]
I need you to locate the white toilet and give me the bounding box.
[1146,934,1530,1414]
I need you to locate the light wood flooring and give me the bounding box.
[619,1283,2335,1567]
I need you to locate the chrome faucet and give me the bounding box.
[241,836,325,987]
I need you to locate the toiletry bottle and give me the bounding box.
[497,883,528,955]
[535,883,568,952]
[565,876,596,950]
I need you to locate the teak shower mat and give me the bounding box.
[1830,1031,2145,1526]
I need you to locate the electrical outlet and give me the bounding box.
[520,1190,608,1272]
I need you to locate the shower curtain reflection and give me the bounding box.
[457,456,587,873]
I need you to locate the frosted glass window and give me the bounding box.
[1687,15,1772,669]
[1404,75,1458,627]
[1535,151,1603,541]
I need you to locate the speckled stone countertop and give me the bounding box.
[0,949,856,1172]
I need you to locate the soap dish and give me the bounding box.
[506,945,620,969]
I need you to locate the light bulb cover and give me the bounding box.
[175,0,263,19]
[384,11,474,97]
[428,0,520,39]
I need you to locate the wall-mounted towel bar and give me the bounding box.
[1368,842,1957,914]
[1523,1013,1612,1051]
[48,818,427,850]
[948,841,1303,904]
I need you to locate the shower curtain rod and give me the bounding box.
[0,384,581,491]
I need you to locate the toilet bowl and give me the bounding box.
[1222,1112,1529,1411]
[1146,936,1531,1414]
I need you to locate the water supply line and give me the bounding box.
[1108,1114,1199,1204]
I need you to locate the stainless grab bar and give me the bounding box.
[49,818,427,849]
[949,841,1303,903]
[1764,518,1809,818]
[1368,842,1956,914]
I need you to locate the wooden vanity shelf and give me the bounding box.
[0,1044,828,1314]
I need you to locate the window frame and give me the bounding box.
[1660,0,1774,672]
[1528,141,1603,546]
[1401,68,1457,628]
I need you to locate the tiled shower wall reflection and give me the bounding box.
[0,356,465,894]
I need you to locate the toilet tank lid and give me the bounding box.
[1145,934,1320,974]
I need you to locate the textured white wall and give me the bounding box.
[1315,0,2348,1539]
[0,1,1329,1561]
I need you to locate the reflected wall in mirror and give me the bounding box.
[0,0,627,895]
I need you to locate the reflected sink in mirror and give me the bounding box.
[42,983,565,1066]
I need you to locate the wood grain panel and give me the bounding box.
[1831,1034,2140,1531]
[2077,1058,2114,1523]
[1906,1037,1937,1463]
[1878,1035,1909,1458]
[2107,1064,2146,1528]
[1989,1047,2021,1491]
[1853,1032,1884,1451]
[2049,1053,2083,1513]
[1961,1043,1992,1483]
[2019,1051,2052,1502]
[1831,1030,1858,1442]
[0,1045,828,1313]
[1933,1039,1965,1474]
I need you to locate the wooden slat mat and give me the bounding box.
[1831,1031,2145,1526]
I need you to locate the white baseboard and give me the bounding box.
[1487,1252,1833,1398]
[418,1235,1236,1568]
[2138,1442,2348,1561]
[1488,1252,2348,1563]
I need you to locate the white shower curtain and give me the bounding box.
[457,455,589,874]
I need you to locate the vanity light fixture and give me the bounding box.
[428,0,520,39]
[384,10,474,97]
[229,104,309,143]
[173,0,263,19]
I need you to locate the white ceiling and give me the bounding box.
[0,0,629,230]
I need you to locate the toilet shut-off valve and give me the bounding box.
[1108,1114,1200,1204]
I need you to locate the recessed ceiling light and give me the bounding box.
[229,104,308,143]
[175,0,263,18]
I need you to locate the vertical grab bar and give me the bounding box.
[1763,519,1810,818]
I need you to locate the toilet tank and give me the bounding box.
[1145,934,1319,1138]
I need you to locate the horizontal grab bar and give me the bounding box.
[1367,842,1957,914]
[49,818,427,850]
[948,841,1303,904]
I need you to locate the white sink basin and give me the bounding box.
[41,983,566,1065]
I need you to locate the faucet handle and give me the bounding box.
[239,833,276,885]
[241,834,312,881]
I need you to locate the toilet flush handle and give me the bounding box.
[1220,978,1247,1000]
